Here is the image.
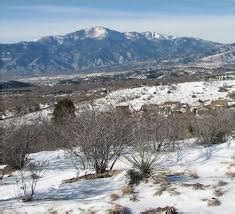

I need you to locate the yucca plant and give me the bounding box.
[125,148,160,178]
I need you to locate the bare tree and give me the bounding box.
[64,105,135,174]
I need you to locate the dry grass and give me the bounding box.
[140,206,177,214]
[108,204,128,214]
[214,189,225,197]
[121,185,134,195]
[130,194,139,202]
[229,162,235,167]
[169,188,181,196]
[182,183,210,190]
[207,198,221,207]
[226,170,235,178]
[110,193,120,201]
[48,211,58,214]
[154,182,180,197]
[186,169,199,179]
[154,182,171,196]
[192,183,205,190]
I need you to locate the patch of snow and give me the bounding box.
[95,80,235,110]
[85,26,108,40]
[1,139,235,213]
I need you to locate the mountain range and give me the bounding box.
[1,26,234,77]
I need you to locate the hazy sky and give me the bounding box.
[1,0,235,43]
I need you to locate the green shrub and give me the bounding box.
[53,98,75,123]
[126,169,144,186]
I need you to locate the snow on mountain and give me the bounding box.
[201,50,235,63]
[125,31,176,41]
[1,26,232,77]
[141,31,176,40]
[84,26,108,40]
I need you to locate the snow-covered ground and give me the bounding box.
[96,80,235,110]
[1,138,235,213]
[2,79,234,125]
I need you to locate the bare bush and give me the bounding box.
[138,113,192,153]
[64,105,135,174]
[16,161,47,202]
[1,118,43,170]
[193,109,233,145]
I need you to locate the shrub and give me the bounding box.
[217,180,228,187]
[53,98,75,124]
[16,161,47,202]
[125,147,160,178]
[207,198,221,207]
[1,121,41,170]
[65,106,135,174]
[108,204,128,214]
[0,169,3,180]
[141,206,177,214]
[126,169,144,186]
[218,87,228,92]
[214,189,225,197]
[193,110,232,145]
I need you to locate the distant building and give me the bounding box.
[210,99,228,109]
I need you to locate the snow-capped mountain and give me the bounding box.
[1,26,233,77]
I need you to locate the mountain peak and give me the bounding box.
[85,26,108,40]
[125,31,176,41]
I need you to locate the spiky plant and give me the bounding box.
[126,148,160,178]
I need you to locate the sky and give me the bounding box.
[1,0,235,44]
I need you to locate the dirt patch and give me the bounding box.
[62,170,123,184]
[182,183,210,190]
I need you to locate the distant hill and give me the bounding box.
[1,26,233,77]
[0,80,34,90]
